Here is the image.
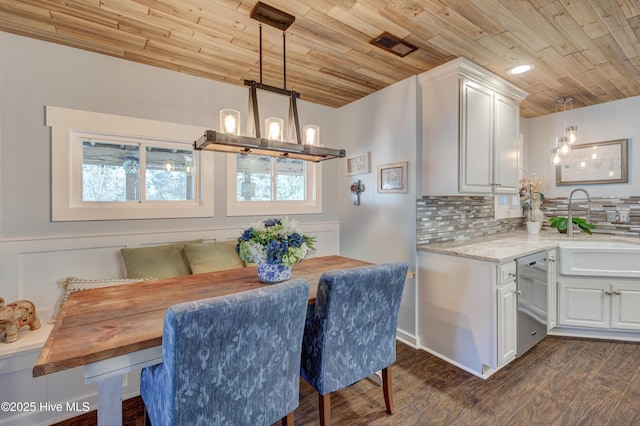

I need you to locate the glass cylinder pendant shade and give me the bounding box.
[265,117,283,141]
[560,137,571,155]
[303,125,320,146]
[566,125,577,143]
[220,109,240,135]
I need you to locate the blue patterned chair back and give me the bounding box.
[141,279,310,426]
[301,261,408,395]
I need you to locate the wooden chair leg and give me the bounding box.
[382,366,394,414]
[319,393,331,426]
[143,405,151,426]
[282,411,294,426]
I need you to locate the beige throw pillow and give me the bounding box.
[184,240,245,274]
[120,240,202,279]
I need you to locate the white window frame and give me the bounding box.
[226,154,323,216]
[48,106,214,221]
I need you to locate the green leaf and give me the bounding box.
[547,216,596,234]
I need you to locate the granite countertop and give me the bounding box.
[417,230,640,263]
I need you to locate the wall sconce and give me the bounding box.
[350,180,365,206]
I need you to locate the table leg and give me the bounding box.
[97,375,122,426]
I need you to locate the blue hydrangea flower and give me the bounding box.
[264,218,282,227]
[288,233,304,248]
[235,218,316,267]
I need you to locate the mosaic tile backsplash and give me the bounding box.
[417,195,640,245]
[416,196,521,245]
[540,196,640,237]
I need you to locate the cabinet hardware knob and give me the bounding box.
[549,258,556,263]
[613,290,621,296]
[605,291,613,296]
[508,272,516,278]
[514,290,522,295]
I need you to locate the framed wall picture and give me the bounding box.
[377,161,408,193]
[346,152,370,176]
[556,139,628,185]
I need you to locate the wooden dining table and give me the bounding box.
[33,255,372,426]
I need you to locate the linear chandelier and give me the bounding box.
[194,2,346,162]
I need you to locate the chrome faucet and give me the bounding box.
[567,188,592,238]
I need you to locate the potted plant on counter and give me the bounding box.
[548,216,596,234]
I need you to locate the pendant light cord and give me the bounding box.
[259,23,263,84]
[282,29,287,90]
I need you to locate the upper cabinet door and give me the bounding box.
[418,57,528,196]
[459,79,494,193]
[493,94,520,194]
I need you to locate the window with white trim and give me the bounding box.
[226,154,322,216]
[48,106,213,221]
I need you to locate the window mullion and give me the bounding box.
[271,158,277,202]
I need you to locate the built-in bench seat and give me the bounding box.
[0,223,340,425]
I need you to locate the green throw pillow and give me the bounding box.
[184,240,245,274]
[121,240,202,279]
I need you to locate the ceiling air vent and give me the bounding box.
[371,32,418,57]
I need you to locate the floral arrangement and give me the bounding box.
[519,171,546,218]
[236,218,316,267]
[519,171,545,198]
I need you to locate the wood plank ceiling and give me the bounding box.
[1,0,639,118]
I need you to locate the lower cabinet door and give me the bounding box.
[558,279,609,329]
[497,281,517,366]
[611,282,640,331]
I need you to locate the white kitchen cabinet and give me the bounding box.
[611,282,640,330]
[558,279,609,328]
[497,262,517,366]
[547,249,557,331]
[558,276,640,331]
[417,250,517,378]
[492,94,520,194]
[418,57,527,196]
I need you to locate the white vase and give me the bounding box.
[527,221,541,234]
[531,195,544,223]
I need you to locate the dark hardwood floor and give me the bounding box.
[53,336,640,425]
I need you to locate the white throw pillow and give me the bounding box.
[49,277,156,323]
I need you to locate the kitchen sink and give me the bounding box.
[558,241,640,277]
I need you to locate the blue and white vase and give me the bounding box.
[257,262,292,284]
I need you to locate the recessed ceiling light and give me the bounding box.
[508,64,534,75]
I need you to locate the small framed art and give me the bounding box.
[377,161,407,193]
[346,152,370,176]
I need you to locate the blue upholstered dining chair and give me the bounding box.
[300,261,409,425]
[140,279,310,426]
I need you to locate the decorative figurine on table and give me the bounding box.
[0,298,41,343]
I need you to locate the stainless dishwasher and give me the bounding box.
[516,251,548,356]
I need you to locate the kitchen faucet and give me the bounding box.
[567,188,592,238]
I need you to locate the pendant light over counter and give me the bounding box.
[551,97,578,164]
[194,2,346,162]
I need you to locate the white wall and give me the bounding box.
[522,96,639,198]
[337,76,419,341]
[0,32,340,239]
